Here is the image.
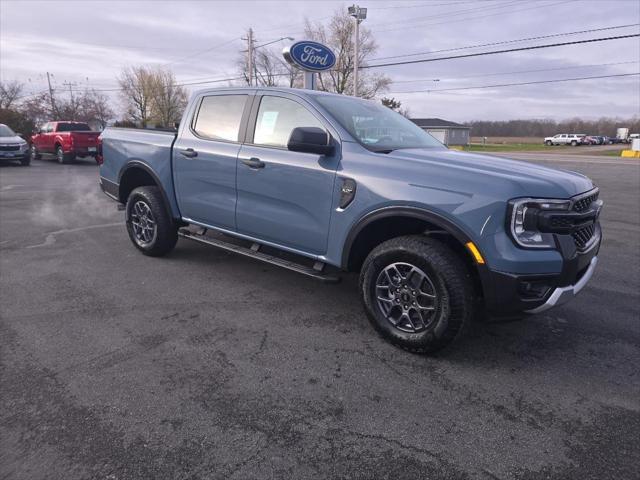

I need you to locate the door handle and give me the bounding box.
[241,157,265,169]
[180,148,198,158]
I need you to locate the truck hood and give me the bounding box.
[0,135,25,145]
[386,148,594,198]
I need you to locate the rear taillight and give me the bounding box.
[96,137,103,165]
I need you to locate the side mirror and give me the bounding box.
[287,127,334,156]
[173,121,180,130]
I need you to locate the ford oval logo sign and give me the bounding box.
[283,41,336,72]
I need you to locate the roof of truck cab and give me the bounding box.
[192,86,347,98]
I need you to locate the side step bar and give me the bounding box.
[178,230,341,283]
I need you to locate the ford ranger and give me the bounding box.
[98,88,602,353]
[31,121,100,164]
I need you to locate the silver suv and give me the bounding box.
[544,134,586,146]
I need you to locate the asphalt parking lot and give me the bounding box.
[1,153,639,480]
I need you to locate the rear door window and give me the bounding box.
[192,95,247,142]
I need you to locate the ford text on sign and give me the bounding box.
[283,41,336,72]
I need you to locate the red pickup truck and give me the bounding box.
[30,121,100,164]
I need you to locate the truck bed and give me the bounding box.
[99,127,179,214]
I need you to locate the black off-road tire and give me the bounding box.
[125,186,178,257]
[359,235,475,354]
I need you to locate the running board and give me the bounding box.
[178,230,341,283]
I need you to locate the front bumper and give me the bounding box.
[525,257,597,313]
[0,151,28,160]
[481,224,601,315]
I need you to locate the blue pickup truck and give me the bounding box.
[99,87,602,353]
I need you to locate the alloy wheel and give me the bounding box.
[130,200,157,246]
[375,262,438,333]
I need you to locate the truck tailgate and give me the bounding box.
[70,131,100,147]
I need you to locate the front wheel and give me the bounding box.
[125,186,177,257]
[20,156,31,166]
[545,140,552,146]
[30,145,41,160]
[359,235,475,354]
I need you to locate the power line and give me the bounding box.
[368,0,521,30]
[388,72,640,94]
[372,0,575,33]
[368,1,477,10]
[160,37,242,67]
[362,34,640,69]
[370,24,640,62]
[390,61,639,84]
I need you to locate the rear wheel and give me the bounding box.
[571,140,578,146]
[56,146,74,164]
[359,235,475,354]
[125,186,178,257]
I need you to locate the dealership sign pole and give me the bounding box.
[283,41,336,90]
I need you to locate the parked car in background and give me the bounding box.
[0,123,30,166]
[30,121,100,164]
[544,134,586,146]
[99,87,603,354]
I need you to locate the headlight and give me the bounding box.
[19,142,29,152]
[509,198,571,248]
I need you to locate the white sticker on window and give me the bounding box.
[260,111,279,135]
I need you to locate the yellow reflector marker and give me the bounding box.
[465,242,485,264]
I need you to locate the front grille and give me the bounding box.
[573,190,599,213]
[571,189,600,251]
[0,145,20,151]
[550,217,573,228]
[572,224,596,251]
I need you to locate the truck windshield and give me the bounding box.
[315,95,444,152]
[57,123,91,132]
[0,125,17,137]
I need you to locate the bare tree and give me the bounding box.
[0,80,24,109]
[304,10,390,98]
[78,89,115,129]
[19,92,51,126]
[381,97,410,118]
[151,69,188,127]
[118,66,156,127]
[237,36,302,88]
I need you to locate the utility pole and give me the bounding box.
[46,72,57,118]
[348,5,367,97]
[62,81,79,120]
[247,28,254,86]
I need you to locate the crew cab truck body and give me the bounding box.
[31,121,100,164]
[99,87,602,353]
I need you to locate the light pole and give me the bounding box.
[348,4,367,97]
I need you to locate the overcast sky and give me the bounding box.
[1,0,639,122]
